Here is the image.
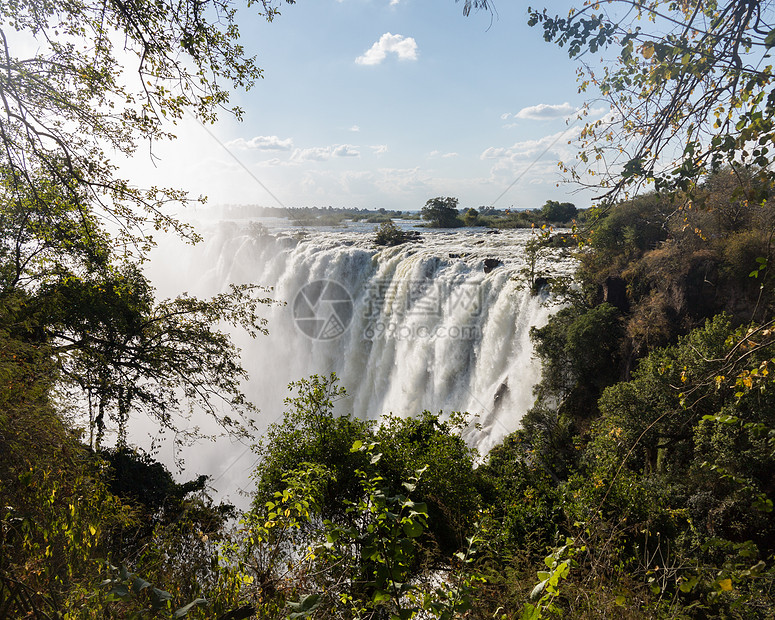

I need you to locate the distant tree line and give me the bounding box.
[219,199,582,230]
[419,196,580,229]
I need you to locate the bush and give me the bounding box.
[374,220,406,246]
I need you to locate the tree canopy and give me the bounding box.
[541,200,577,222]
[0,0,292,444]
[0,0,294,247]
[529,1,775,205]
[421,196,462,228]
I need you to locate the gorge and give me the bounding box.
[147,220,575,500]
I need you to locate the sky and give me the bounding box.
[126,0,602,213]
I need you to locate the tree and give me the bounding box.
[541,200,577,223]
[421,196,462,228]
[463,207,480,226]
[0,0,290,442]
[0,0,294,246]
[528,1,775,206]
[0,171,274,447]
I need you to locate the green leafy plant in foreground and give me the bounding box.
[519,538,578,620]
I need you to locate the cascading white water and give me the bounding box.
[146,220,574,501]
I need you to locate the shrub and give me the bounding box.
[374,220,407,246]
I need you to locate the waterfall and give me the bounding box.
[145,221,574,501]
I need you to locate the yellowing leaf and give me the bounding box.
[718,578,733,591]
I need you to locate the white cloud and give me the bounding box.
[349,125,361,132]
[500,112,511,120]
[291,146,332,162]
[226,135,294,150]
[355,33,418,66]
[374,167,430,194]
[333,144,360,157]
[481,126,582,162]
[514,102,576,120]
[371,144,388,155]
[429,150,459,159]
[481,147,508,159]
[290,144,360,161]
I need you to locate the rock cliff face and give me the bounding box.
[602,276,629,313]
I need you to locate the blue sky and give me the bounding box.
[130,1,601,212]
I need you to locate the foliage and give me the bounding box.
[236,442,486,620]
[374,219,407,246]
[0,239,273,446]
[476,209,536,229]
[529,1,775,206]
[98,563,208,619]
[0,352,142,617]
[252,374,374,521]
[463,207,481,226]
[583,193,669,275]
[0,0,295,249]
[520,538,579,620]
[0,367,242,618]
[530,302,624,415]
[476,432,565,556]
[540,201,577,223]
[374,412,482,556]
[566,172,775,363]
[0,0,285,446]
[421,196,463,228]
[253,375,482,561]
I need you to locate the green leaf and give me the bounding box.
[530,580,547,600]
[412,501,428,516]
[520,603,540,620]
[173,599,208,618]
[150,587,173,609]
[753,496,773,512]
[372,590,391,604]
[288,593,322,618]
[402,519,424,538]
[107,584,130,601]
[131,576,151,594]
[765,29,775,48]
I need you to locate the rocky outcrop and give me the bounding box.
[603,276,629,312]
[483,258,503,274]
